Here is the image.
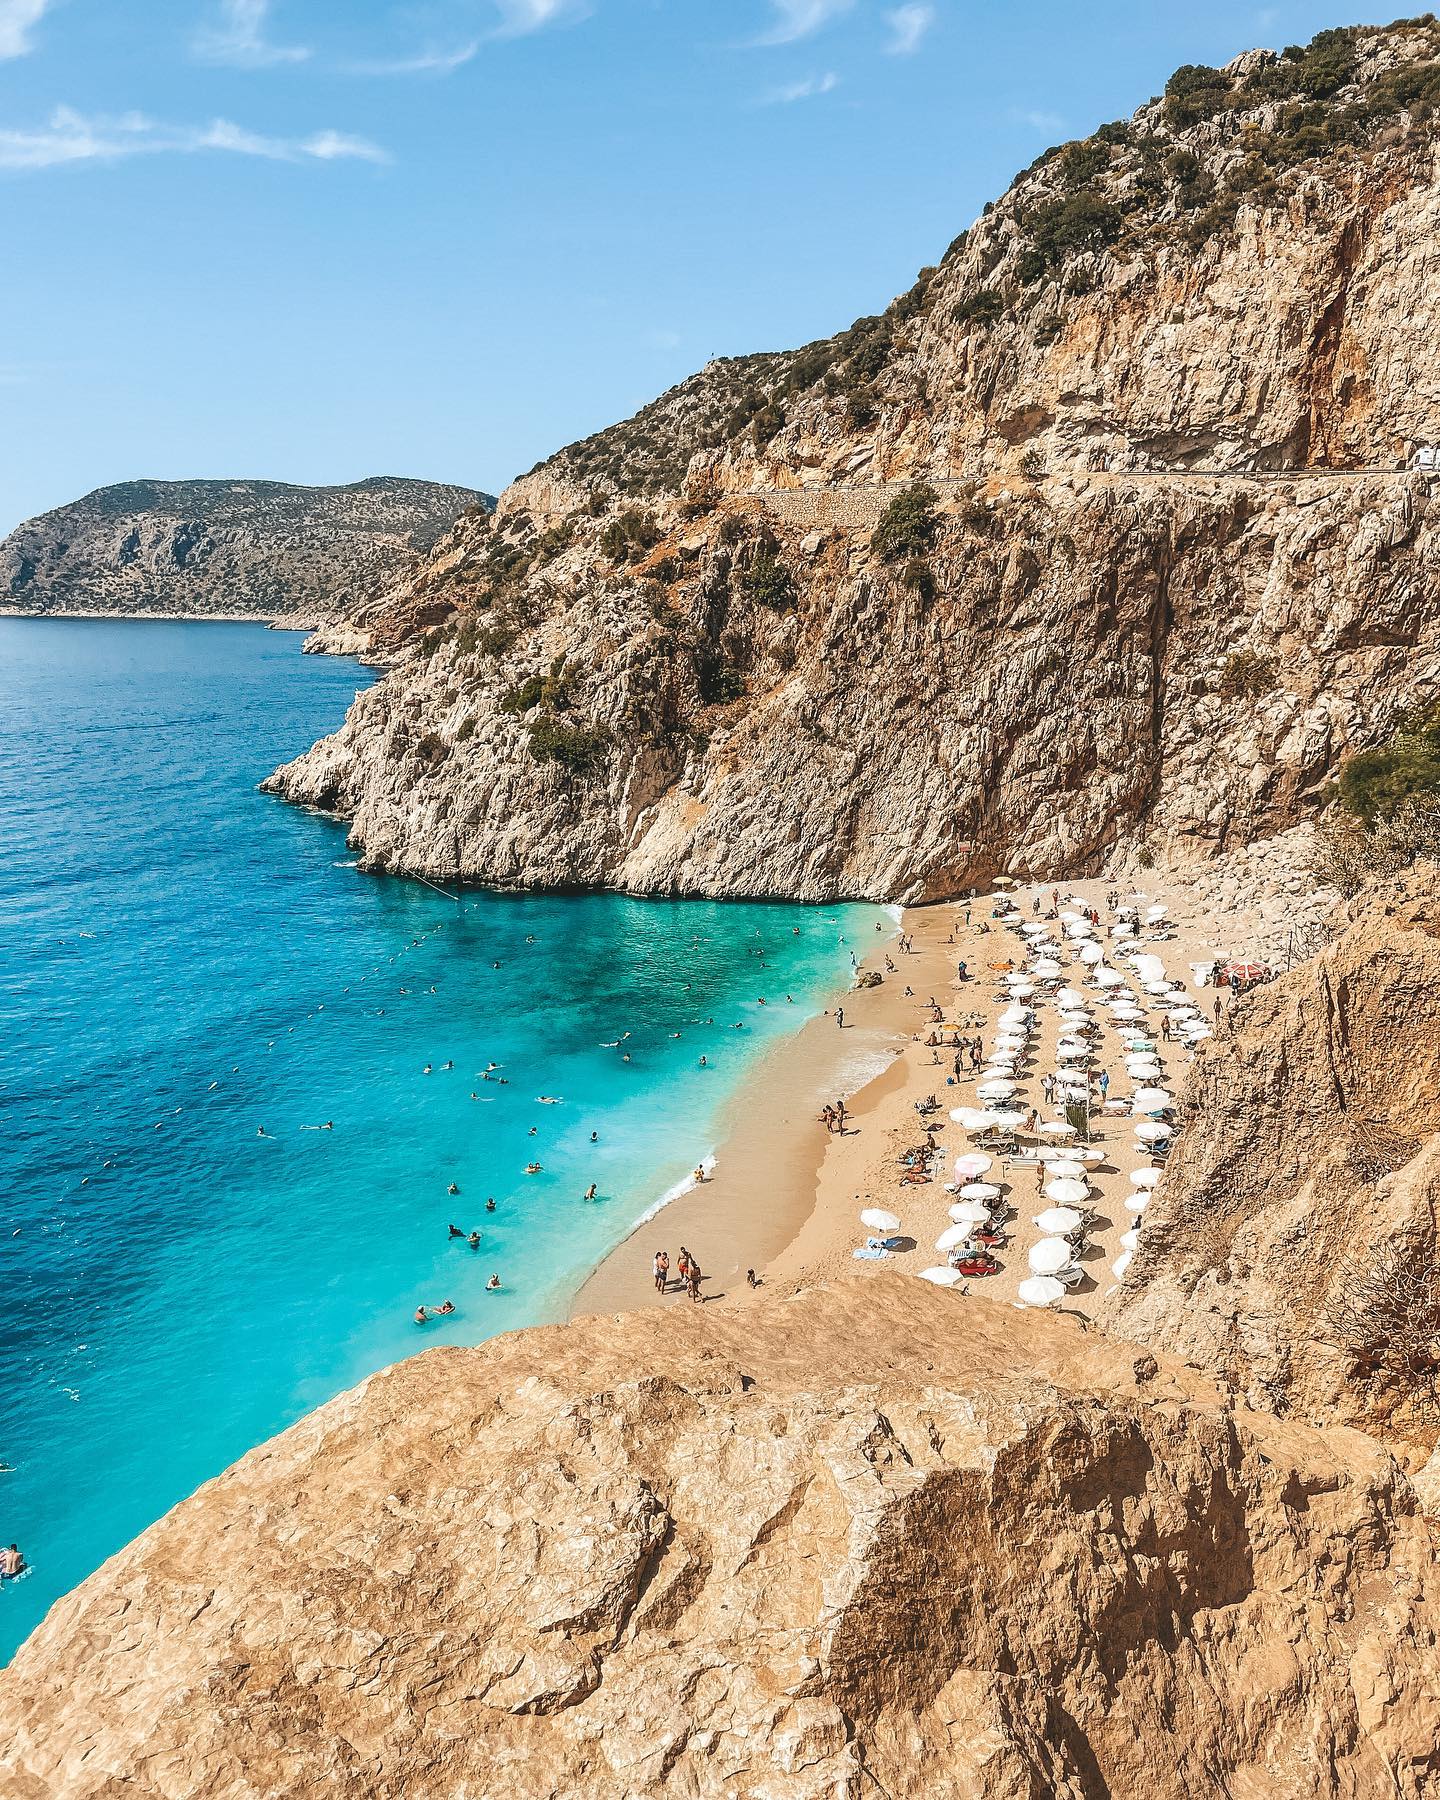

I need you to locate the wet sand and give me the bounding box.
[573,865,1273,1323]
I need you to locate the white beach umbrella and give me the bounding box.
[1124,1192,1150,1214]
[1094,968,1126,989]
[1029,1237,1077,1275]
[1018,1275,1066,1308]
[1037,1119,1077,1138]
[1071,1146,1105,1166]
[1046,1158,1086,1178]
[959,1182,1000,1201]
[1120,1227,1141,1252]
[936,1224,974,1251]
[860,1208,901,1234]
[1021,922,1049,937]
[950,1200,993,1223]
[999,1007,1029,1026]
[1078,943,1105,965]
[988,1108,1030,1129]
[1130,1167,1162,1189]
[1142,980,1173,997]
[955,1152,993,1177]
[1133,1087,1173,1112]
[1134,1120,1171,1144]
[1116,902,1138,916]
[1057,987,1085,1006]
[1114,922,1135,936]
[951,1107,991,1129]
[1066,920,1095,939]
[984,1057,1016,1073]
[1008,983,1036,999]
[1032,959,1063,977]
[1034,1206,1084,1234]
[1045,1177,1089,1206]
[1146,904,1169,920]
[917,1266,964,1286]
[976,1078,1018,1099]
[1126,1058,1163,1079]
[1184,1025,1213,1042]
[1112,1250,1133,1280]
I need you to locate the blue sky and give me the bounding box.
[0,0,1406,529]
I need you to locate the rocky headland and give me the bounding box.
[0,477,490,625]
[7,1277,1440,1799]
[267,19,1440,898]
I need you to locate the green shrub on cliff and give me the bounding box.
[738,549,795,610]
[1218,649,1279,699]
[527,716,611,773]
[872,482,939,562]
[1337,705,1440,824]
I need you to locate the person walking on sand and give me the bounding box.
[836,1006,844,1029]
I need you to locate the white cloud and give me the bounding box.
[0,0,52,60]
[347,41,480,76]
[884,3,933,55]
[0,106,388,170]
[764,69,839,103]
[492,0,589,37]
[751,0,853,49]
[1010,106,1065,134]
[193,0,309,69]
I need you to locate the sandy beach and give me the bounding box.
[573,863,1287,1323]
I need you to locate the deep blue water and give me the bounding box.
[0,619,876,1660]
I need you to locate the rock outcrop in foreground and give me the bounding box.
[1108,864,1440,1456]
[0,477,489,623]
[269,20,1440,898]
[4,1278,1439,1798]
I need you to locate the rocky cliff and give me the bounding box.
[5,1277,1439,1799]
[0,477,490,624]
[267,19,1440,899]
[1107,864,1440,1459]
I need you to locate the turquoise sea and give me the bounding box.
[0,618,877,1660]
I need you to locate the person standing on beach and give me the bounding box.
[836,1006,844,1029]
[653,1249,669,1292]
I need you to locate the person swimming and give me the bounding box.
[447,1183,459,1195]
[448,1223,464,1238]
[583,1183,597,1201]
[485,1197,496,1212]
[525,1162,542,1174]
[467,1231,480,1248]
[486,1274,501,1291]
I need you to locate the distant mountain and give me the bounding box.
[0,477,493,624]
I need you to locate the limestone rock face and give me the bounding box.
[264,22,1440,898]
[4,1279,1440,1798]
[1107,865,1440,1452]
[0,478,490,622]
